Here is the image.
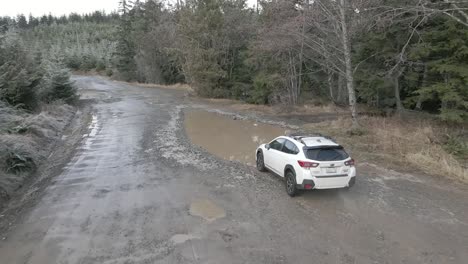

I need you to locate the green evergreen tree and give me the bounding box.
[114,0,137,81]
[0,32,41,109]
[179,0,226,96]
[16,14,28,29]
[44,67,78,104]
[410,17,468,122]
[28,14,39,28]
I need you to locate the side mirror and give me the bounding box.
[265,144,270,150]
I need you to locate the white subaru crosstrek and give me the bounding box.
[256,134,356,196]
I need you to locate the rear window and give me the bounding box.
[306,147,349,161]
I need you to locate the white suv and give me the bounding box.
[256,134,356,196]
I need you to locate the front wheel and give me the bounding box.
[256,151,267,172]
[285,171,298,197]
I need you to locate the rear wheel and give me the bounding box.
[285,171,298,197]
[346,177,356,189]
[256,151,267,172]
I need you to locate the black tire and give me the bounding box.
[256,151,267,172]
[285,170,298,197]
[346,177,356,190]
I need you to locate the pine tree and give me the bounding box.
[28,14,39,28]
[45,67,78,104]
[114,0,137,81]
[0,32,41,109]
[178,0,226,96]
[410,17,468,122]
[16,14,28,29]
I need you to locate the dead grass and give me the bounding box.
[304,115,468,183]
[72,70,100,76]
[202,98,347,116]
[73,74,194,92]
[156,83,193,92]
[129,82,193,92]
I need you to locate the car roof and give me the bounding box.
[286,134,340,148]
[301,137,339,147]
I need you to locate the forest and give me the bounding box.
[1,0,467,125]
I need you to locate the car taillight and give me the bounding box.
[298,160,319,168]
[345,159,355,166]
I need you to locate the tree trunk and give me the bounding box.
[288,51,297,104]
[415,64,427,110]
[297,13,305,101]
[327,69,335,102]
[394,75,404,112]
[339,0,359,127]
[337,74,346,104]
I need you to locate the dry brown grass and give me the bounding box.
[132,82,193,92]
[304,115,468,182]
[101,78,193,92]
[201,98,347,116]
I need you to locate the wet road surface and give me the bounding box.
[1,76,468,263]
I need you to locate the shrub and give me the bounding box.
[40,62,78,104]
[246,73,279,105]
[443,135,468,160]
[5,150,35,174]
[96,60,106,72]
[64,54,82,70]
[80,55,97,71]
[106,68,113,77]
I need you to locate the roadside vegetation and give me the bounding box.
[0,28,78,202]
[0,0,466,182]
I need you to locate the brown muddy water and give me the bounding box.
[189,199,226,222]
[184,110,289,166]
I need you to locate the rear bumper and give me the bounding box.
[295,166,356,189]
[297,173,356,190]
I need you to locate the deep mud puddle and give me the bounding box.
[184,110,288,166]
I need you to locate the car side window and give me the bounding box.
[270,138,285,151]
[282,140,299,155]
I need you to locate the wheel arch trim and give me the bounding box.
[284,164,295,177]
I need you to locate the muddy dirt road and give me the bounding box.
[1,76,468,264]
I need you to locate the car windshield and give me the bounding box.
[305,147,349,161]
